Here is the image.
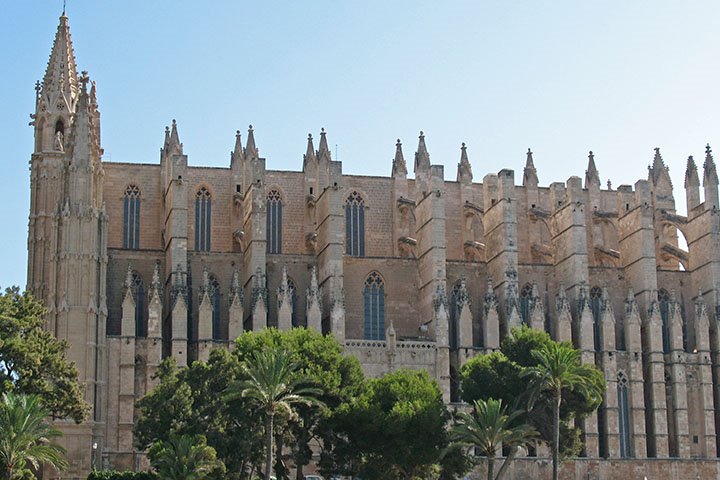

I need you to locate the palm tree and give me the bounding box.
[226,349,323,480]
[521,343,603,480]
[449,398,535,480]
[147,433,222,480]
[0,392,67,480]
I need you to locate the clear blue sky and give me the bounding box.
[3,1,720,289]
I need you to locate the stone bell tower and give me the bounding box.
[27,12,108,478]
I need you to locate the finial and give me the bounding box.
[165,126,170,133]
[62,0,66,16]
[707,143,712,156]
[321,127,326,135]
[397,139,401,146]
[461,142,466,149]
[79,70,89,92]
[236,130,240,135]
[607,180,612,190]
[527,147,532,154]
[419,130,424,137]
[248,124,253,131]
[589,150,594,160]
[172,119,177,126]
[308,133,313,140]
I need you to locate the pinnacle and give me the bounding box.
[392,138,407,177]
[585,149,600,188]
[525,148,534,168]
[318,127,330,160]
[414,130,430,173]
[246,124,258,158]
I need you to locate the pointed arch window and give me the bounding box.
[132,271,146,338]
[364,272,384,340]
[266,190,282,254]
[209,275,221,340]
[346,191,365,257]
[658,288,670,353]
[123,185,141,249]
[617,372,632,458]
[519,283,533,324]
[449,282,464,350]
[590,286,603,352]
[195,187,212,252]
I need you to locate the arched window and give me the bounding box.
[449,282,463,349]
[364,272,384,340]
[195,187,212,252]
[590,286,603,352]
[132,271,145,338]
[658,288,670,353]
[123,185,141,249]
[209,275,221,340]
[266,190,282,254]
[617,372,632,458]
[346,191,365,257]
[519,283,533,324]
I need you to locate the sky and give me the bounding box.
[3,1,720,289]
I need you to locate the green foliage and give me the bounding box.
[0,287,88,422]
[322,369,460,480]
[459,326,606,458]
[136,328,364,480]
[88,470,158,480]
[226,347,324,480]
[148,434,224,480]
[449,398,535,480]
[136,349,264,479]
[0,392,68,480]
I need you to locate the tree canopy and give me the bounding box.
[0,287,87,422]
[321,369,467,480]
[460,326,605,457]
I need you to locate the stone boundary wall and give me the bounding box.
[466,457,720,479]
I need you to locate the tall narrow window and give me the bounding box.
[287,277,298,327]
[132,271,145,337]
[364,272,384,340]
[617,372,632,458]
[519,283,533,324]
[449,282,463,349]
[658,288,670,353]
[266,190,282,254]
[346,191,365,257]
[123,185,141,249]
[590,286,603,352]
[209,275,221,340]
[195,187,212,252]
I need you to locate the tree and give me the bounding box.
[0,392,68,480]
[0,287,87,422]
[225,348,323,480]
[521,342,604,480]
[460,327,604,458]
[449,398,535,480]
[325,369,457,480]
[147,434,223,480]
[233,328,364,480]
[135,350,266,479]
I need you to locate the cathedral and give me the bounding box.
[26,12,720,479]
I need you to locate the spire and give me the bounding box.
[163,126,171,151]
[245,124,258,159]
[233,130,243,157]
[41,13,79,110]
[585,150,601,188]
[230,130,244,169]
[318,128,331,163]
[456,143,473,184]
[685,155,699,187]
[392,139,407,177]
[704,143,718,186]
[414,131,430,173]
[303,133,317,168]
[523,148,538,187]
[167,119,183,154]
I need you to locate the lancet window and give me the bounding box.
[617,372,632,458]
[266,190,282,254]
[590,286,603,351]
[346,191,365,257]
[364,272,384,340]
[123,185,141,249]
[132,271,145,338]
[658,288,671,353]
[449,282,464,349]
[209,275,221,340]
[519,283,533,324]
[195,187,212,252]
